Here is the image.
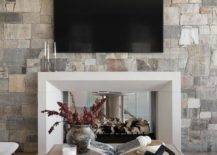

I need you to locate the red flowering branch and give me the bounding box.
[41,110,60,116]
[91,98,106,116]
[42,98,106,134]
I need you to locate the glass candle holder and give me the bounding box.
[62,145,77,155]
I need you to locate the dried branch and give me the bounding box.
[42,97,107,134]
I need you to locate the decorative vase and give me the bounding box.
[66,125,96,153]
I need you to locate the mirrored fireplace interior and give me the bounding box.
[63,90,156,143]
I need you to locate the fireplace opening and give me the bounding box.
[54,0,163,53]
[63,91,156,143]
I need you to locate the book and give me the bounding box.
[87,136,152,155]
[143,145,176,155]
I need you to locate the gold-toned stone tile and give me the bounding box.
[9,74,25,92]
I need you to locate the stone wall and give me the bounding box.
[0,0,217,153]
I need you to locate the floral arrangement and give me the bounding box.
[42,98,106,134]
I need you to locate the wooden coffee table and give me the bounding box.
[48,143,183,155]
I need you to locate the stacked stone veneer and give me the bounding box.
[0,0,217,153]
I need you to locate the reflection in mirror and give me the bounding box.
[64,91,156,142]
[88,91,152,123]
[123,92,152,123]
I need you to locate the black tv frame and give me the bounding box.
[54,0,163,53]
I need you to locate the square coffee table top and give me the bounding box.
[48,143,183,155]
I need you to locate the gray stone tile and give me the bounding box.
[182,89,196,98]
[158,58,186,72]
[0,13,5,22]
[4,24,31,39]
[13,0,40,13]
[26,134,37,143]
[0,129,9,141]
[182,108,188,118]
[0,0,6,12]
[6,116,37,130]
[23,13,40,24]
[0,93,10,105]
[3,105,22,116]
[211,112,217,124]
[203,0,217,6]
[27,49,41,59]
[1,49,40,67]
[196,87,217,100]
[164,7,180,25]
[23,142,37,152]
[164,26,181,38]
[0,24,3,40]
[0,78,8,92]
[186,109,200,119]
[190,119,208,130]
[25,73,37,93]
[32,24,53,39]
[8,66,25,74]
[201,100,217,112]
[137,59,158,71]
[1,49,28,66]
[189,130,201,143]
[26,59,40,73]
[180,14,208,25]
[8,93,37,105]
[4,13,23,23]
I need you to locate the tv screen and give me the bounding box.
[54,0,163,53]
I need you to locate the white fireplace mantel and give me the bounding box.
[38,72,181,155]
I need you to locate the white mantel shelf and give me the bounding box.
[38,72,181,155]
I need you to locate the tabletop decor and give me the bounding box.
[42,41,57,72]
[62,145,77,155]
[41,41,51,71]
[42,98,107,153]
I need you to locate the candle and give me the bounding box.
[62,146,77,155]
[44,42,47,58]
[47,43,50,61]
[54,42,57,59]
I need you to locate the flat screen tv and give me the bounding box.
[54,0,163,53]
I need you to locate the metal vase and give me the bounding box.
[66,125,96,153]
